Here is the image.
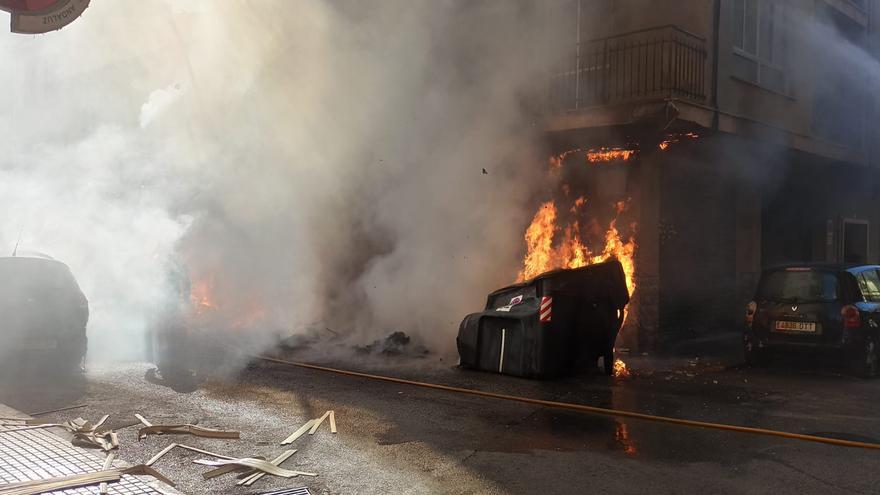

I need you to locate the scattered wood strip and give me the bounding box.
[27,403,88,417]
[0,470,121,495]
[308,412,331,435]
[281,420,315,445]
[193,457,302,478]
[236,449,296,486]
[0,418,41,425]
[0,464,173,495]
[329,410,337,434]
[146,443,179,467]
[0,424,59,434]
[148,442,237,467]
[237,449,297,487]
[201,463,247,480]
[134,414,153,427]
[177,443,237,460]
[138,424,239,440]
[99,452,116,495]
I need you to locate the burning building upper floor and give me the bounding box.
[533,0,880,350]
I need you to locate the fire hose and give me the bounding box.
[258,355,880,451]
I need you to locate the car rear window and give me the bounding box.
[854,269,880,302]
[757,270,839,303]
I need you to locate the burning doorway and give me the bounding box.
[514,144,638,369]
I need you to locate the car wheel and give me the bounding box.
[852,337,879,379]
[743,334,765,367]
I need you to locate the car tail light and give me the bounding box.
[745,301,757,327]
[842,305,861,329]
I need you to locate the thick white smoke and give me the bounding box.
[0,1,567,362]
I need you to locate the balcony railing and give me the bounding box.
[549,25,708,112]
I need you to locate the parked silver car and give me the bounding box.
[0,254,88,374]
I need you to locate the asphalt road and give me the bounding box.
[2,343,880,494]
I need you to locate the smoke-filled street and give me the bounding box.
[5,1,880,494]
[3,347,880,494]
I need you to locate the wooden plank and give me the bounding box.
[145,443,178,467]
[329,410,337,434]
[281,419,315,445]
[99,452,116,495]
[237,449,297,487]
[308,411,331,435]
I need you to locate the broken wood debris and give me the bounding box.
[280,420,315,445]
[65,417,119,451]
[27,403,88,417]
[134,413,154,428]
[0,417,42,425]
[0,416,120,451]
[194,456,315,479]
[0,464,173,495]
[138,423,240,440]
[237,449,298,486]
[0,424,57,433]
[308,411,331,435]
[281,410,337,444]
[254,488,312,495]
[99,452,116,495]
[146,442,236,467]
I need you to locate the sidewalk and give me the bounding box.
[0,403,174,495]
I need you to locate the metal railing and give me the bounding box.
[549,25,708,112]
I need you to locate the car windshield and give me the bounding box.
[757,270,839,303]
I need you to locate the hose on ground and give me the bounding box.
[257,355,880,451]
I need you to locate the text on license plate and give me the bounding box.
[774,320,816,332]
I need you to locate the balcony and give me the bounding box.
[549,25,708,112]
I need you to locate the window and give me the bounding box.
[855,270,880,302]
[757,270,839,303]
[731,0,786,93]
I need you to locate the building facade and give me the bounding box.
[545,0,880,349]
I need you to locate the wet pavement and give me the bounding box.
[2,340,880,494]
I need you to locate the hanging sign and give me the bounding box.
[0,0,89,34]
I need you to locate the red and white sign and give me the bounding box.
[539,296,552,323]
[0,0,89,34]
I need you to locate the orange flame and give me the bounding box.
[658,132,700,150]
[613,358,630,378]
[586,147,635,163]
[190,278,217,315]
[549,149,583,170]
[517,199,636,299]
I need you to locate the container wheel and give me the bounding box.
[603,348,614,376]
[852,337,879,379]
[743,333,765,367]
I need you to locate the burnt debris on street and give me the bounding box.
[3,1,880,494]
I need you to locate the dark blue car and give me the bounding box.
[744,264,880,377]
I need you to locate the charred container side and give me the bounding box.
[456,259,629,379]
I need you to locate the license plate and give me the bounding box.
[21,338,58,350]
[774,320,816,333]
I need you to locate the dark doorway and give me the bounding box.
[843,220,868,264]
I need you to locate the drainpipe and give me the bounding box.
[574,0,581,110]
[711,0,721,132]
